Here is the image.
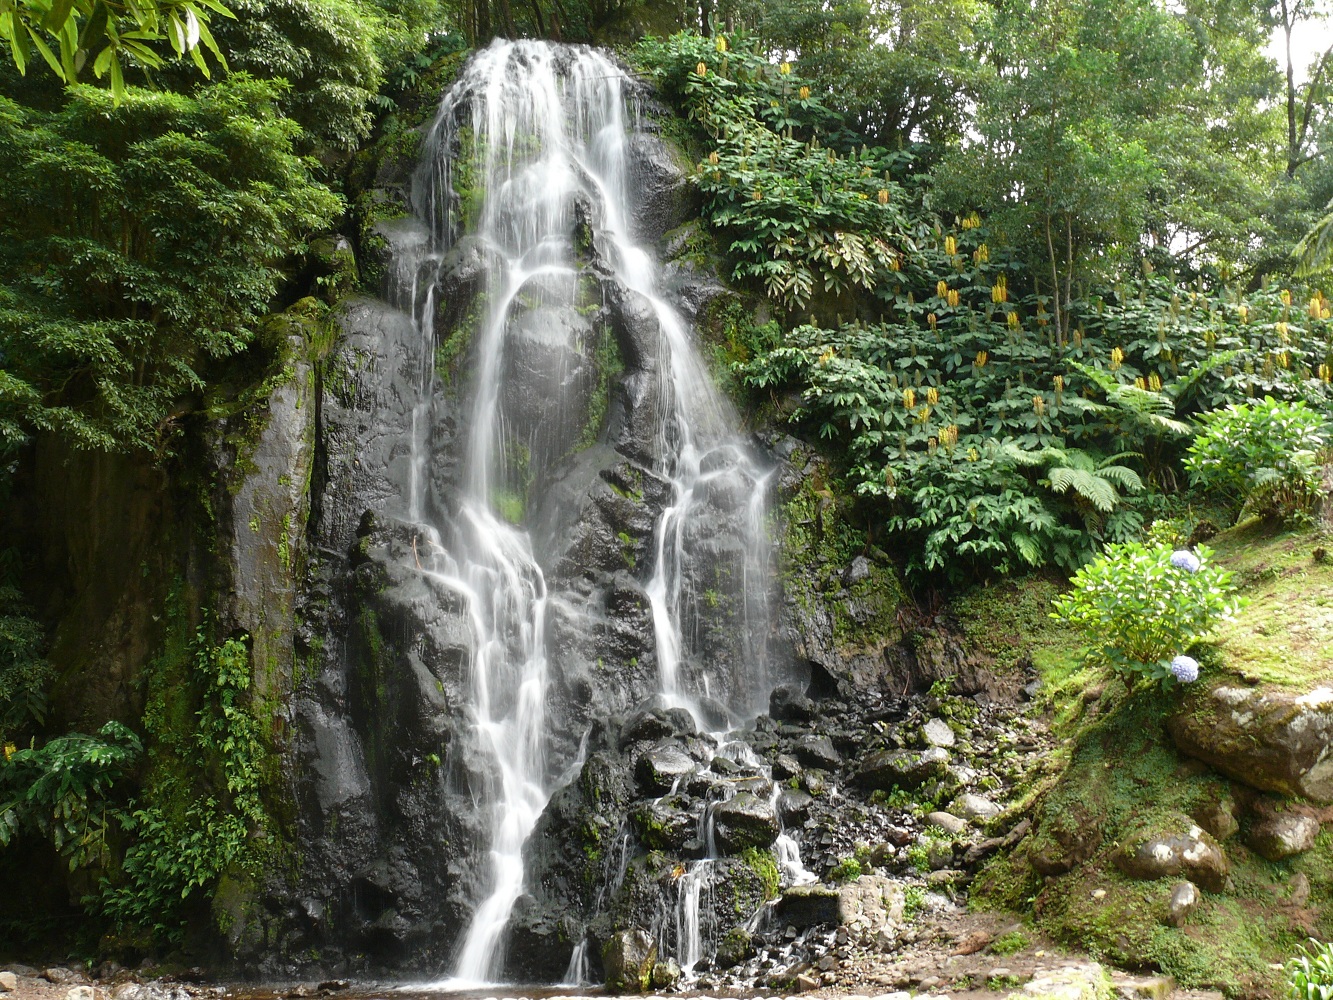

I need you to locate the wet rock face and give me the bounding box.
[1112,824,1229,892]
[857,747,951,792]
[1169,682,1333,802]
[602,929,657,993]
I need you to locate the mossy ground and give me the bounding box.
[967,519,1333,998]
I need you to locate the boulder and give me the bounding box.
[857,747,950,791]
[1169,683,1333,802]
[1190,798,1239,841]
[778,884,841,927]
[713,790,779,852]
[1113,824,1229,891]
[1246,811,1320,861]
[770,684,816,722]
[793,734,842,770]
[953,792,1001,822]
[1166,881,1199,927]
[922,718,956,748]
[773,753,802,779]
[603,928,657,993]
[926,812,969,836]
[635,741,695,794]
[0,973,16,992]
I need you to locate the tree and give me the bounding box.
[0,0,232,101]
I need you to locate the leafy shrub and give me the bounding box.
[0,722,141,870]
[1287,938,1333,1000]
[827,855,863,882]
[990,930,1031,956]
[1051,541,1240,687]
[0,574,51,744]
[1186,396,1327,521]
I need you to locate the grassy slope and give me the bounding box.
[965,519,1333,998]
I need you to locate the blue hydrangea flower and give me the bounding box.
[1170,549,1201,573]
[1170,655,1200,683]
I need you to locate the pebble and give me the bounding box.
[0,973,16,993]
[66,989,95,1000]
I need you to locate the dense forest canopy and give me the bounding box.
[0,0,1331,957]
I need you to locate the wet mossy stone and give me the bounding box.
[1244,803,1321,861]
[856,746,950,791]
[793,734,841,770]
[712,790,780,853]
[777,884,841,927]
[1169,681,1333,802]
[1112,823,1229,892]
[635,741,694,794]
[602,928,656,992]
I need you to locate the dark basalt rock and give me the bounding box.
[856,747,951,791]
[777,884,841,927]
[636,742,696,794]
[712,791,780,853]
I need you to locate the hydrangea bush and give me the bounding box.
[1051,541,1241,688]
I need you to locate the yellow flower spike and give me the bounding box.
[1324,307,1331,320]
[927,313,938,329]
[708,151,720,165]
[1054,375,1064,393]
[944,235,957,256]
[928,437,938,455]
[877,189,890,205]
[1110,346,1125,370]
[925,386,940,406]
[1320,363,1331,383]
[779,62,792,75]
[861,166,872,177]
[1281,289,1292,307]
[1238,304,1249,323]
[716,36,728,52]
[936,280,948,298]
[977,243,989,263]
[902,388,916,410]
[696,62,708,76]
[1311,296,1324,320]
[975,350,988,368]
[1032,396,1046,416]
[1134,376,1147,390]
[888,255,901,271]
[967,446,979,462]
[2,743,14,761]
[818,347,835,365]
[947,290,960,307]
[753,188,763,201]
[1279,351,1290,368]
[1007,311,1020,331]
[799,86,811,100]
[1073,328,1084,347]
[1276,321,1289,341]
[1148,373,1162,391]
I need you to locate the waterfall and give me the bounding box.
[383,38,792,984]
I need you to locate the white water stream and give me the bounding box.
[388,39,804,985]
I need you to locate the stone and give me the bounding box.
[1190,799,1239,841]
[1112,824,1229,892]
[713,790,780,852]
[66,989,95,1000]
[922,718,956,748]
[1290,871,1312,907]
[43,970,82,985]
[1165,881,1199,927]
[778,884,842,927]
[716,927,752,968]
[795,973,820,992]
[778,787,814,825]
[857,747,950,791]
[1169,683,1333,802]
[953,792,1002,822]
[927,869,965,886]
[650,958,681,989]
[793,734,842,770]
[635,742,695,794]
[619,709,675,747]
[926,812,969,836]
[1113,974,1177,999]
[838,874,905,932]
[602,928,657,992]
[869,994,912,1000]
[0,973,16,992]
[773,753,803,779]
[1246,810,1320,860]
[770,684,816,723]
[1017,961,1109,999]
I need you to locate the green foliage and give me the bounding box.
[0,568,52,744]
[1186,396,1328,519]
[201,0,382,150]
[0,0,231,102]
[634,32,912,312]
[990,930,1030,956]
[827,855,862,883]
[0,78,341,454]
[740,846,779,900]
[1288,938,1333,1000]
[0,721,141,870]
[97,631,267,936]
[1051,541,1240,686]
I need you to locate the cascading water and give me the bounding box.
[380,38,804,984]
